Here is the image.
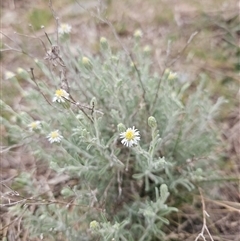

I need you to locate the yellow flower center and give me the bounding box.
[55,89,65,97]
[50,131,59,139]
[62,24,67,30]
[125,130,134,140]
[30,122,37,129]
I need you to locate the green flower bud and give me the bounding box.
[130,61,137,69]
[17,68,25,74]
[168,71,177,80]
[10,115,17,123]
[39,214,47,220]
[113,222,120,230]
[164,68,177,80]
[5,71,15,79]
[117,123,126,133]
[164,68,170,75]
[100,37,109,50]
[160,184,169,198]
[134,29,143,40]
[143,45,151,55]
[90,220,100,230]
[111,55,119,63]
[148,116,157,128]
[81,129,89,139]
[82,56,92,70]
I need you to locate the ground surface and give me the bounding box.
[0,0,239,240]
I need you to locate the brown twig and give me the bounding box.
[168,31,199,67]
[0,207,28,232]
[0,31,33,56]
[41,12,94,122]
[30,68,54,107]
[14,30,48,53]
[195,187,214,241]
[48,0,59,45]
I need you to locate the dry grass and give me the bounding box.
[1,0,239,240]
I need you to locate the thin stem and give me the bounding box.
[168,31,198,67]
[75,0,149,113]
[194,187,214,241]
[30,68,53,107]
[152,31,198,109]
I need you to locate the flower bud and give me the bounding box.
[164,68,177,80]
[160,184,169,198]
[90,220,100,230]
[5,71,15,80]
[134,29,143,40]
[17,68,24,74]
[143,45,151,54]
[111,55,119,63]
[100,37,109,50]
[148,116,157,129]
[130,61,137,69]
[168,71,177,80]
[81,129,90,139]
[82,56,92,70]
[117,123,126,133]
[17,68,29,78]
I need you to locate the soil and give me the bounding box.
[1,0,239,240]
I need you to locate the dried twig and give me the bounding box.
[168,31,198,67]
[0,207,28,232]
[152,31,198,108]
[30,68,54,107]
[195,187,214,241]
[0,31,33,56]
[48,0,59,45]
[43,2,95,122]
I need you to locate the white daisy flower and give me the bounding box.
[5,71,15,79]
[52,89,69,103]
[47,130,63,143]
[120,126,140,147]
[58,23,72,35]
[28,121,41,132]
